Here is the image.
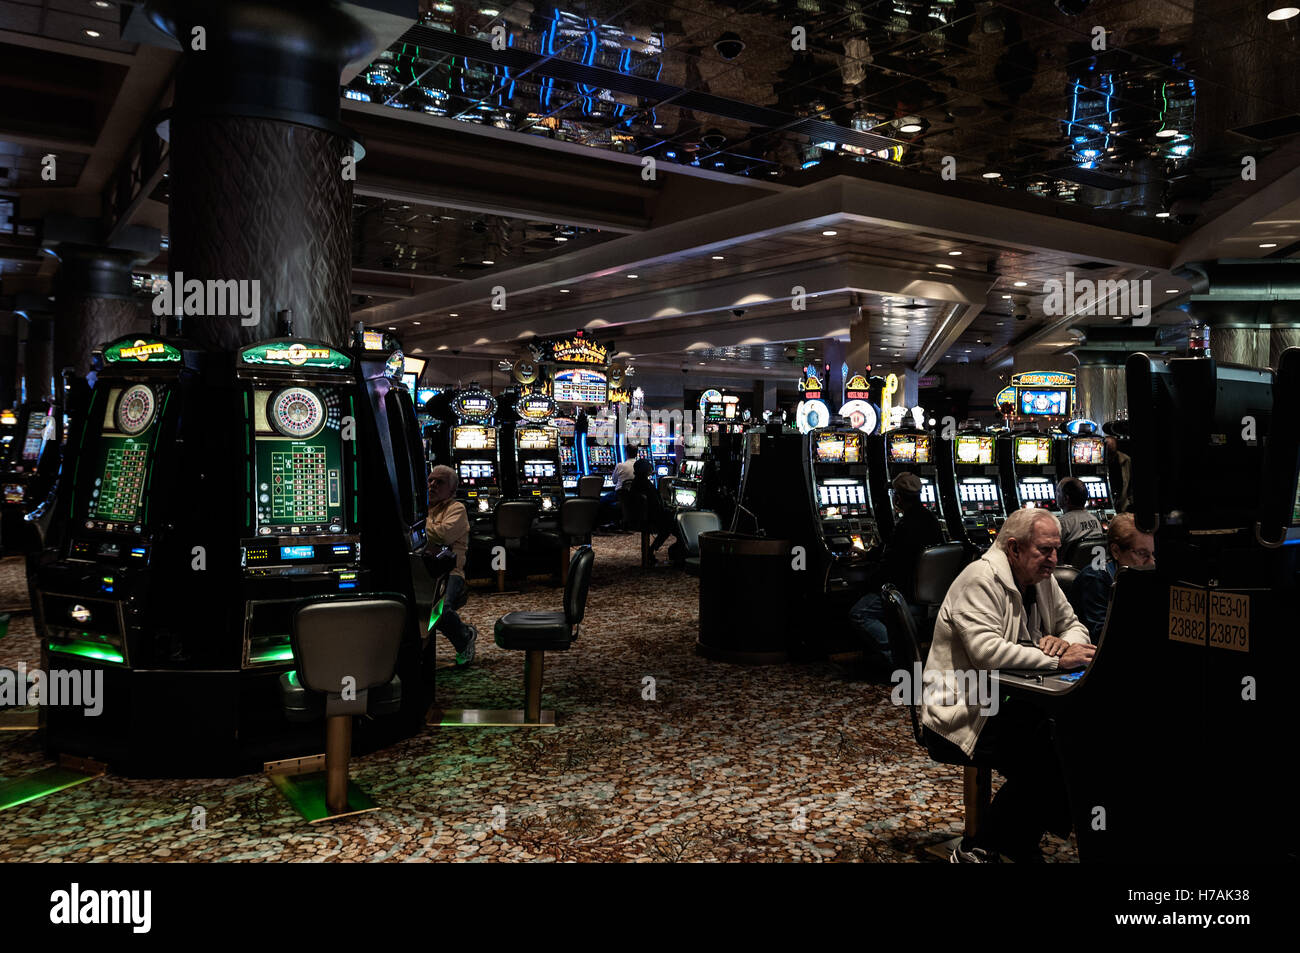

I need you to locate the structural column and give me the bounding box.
[20,301,55,404]
[144,0,381,349]
[0,312,18,406]
[1072,349,1128,426]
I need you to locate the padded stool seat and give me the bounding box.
[495,611,573,650]
[280,671,404,722]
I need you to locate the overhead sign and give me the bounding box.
[995,385,1016,407]
[239,341,352,369]
[1013,371,1076,388]
[546,336,608,365]
[452,387,497,421]
[103,338,183,364]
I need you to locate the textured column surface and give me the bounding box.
[1075,362,1126,425]
[168,116,354,349]
[1269,326,1300,370]
[1209,326,1268,369]
[24,317,55,402]
[54,295,147,378]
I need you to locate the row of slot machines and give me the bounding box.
[0,402,59,552]
[29,329,430,776]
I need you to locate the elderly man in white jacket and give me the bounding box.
[922,507,1095,863]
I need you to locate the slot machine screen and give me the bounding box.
[554,417,575,438]
[919,481,937,505]
[587,445,616,468]
[252,387,346,531]
[453,425,496,451]
[517,427,557,451]
[888,433,931,464]
[524,461,557,479]
[554,369,608,405]
[816,432,861,463]
[673,486,698,507]
[86,436,150,523]
[22,414,47,461]
[955,435,994,465]
[958,479,1000,514]
[458,460,496,484]
[684,460,703,479]
[1072,436,1104,465]
[559,445,575,467]
[1015,435,1053,465]
[1019,389,1068,416]
[650,423,670,456]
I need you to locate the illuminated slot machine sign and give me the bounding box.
[554,368,608,405]
[888,432,932,465]
[650,423,670,456]
[999,371,1075,420]
[453,424,496,453]
[517,426,557,452]
[452,389,496,422]
[1015,435,1053,466]
[815,431,863,464]
[518,393,558,424]
[1072,436,1105,466]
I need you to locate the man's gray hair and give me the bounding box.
[431,463,457,488]
[995,507,1060,551]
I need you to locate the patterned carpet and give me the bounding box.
[0,542,1077,862]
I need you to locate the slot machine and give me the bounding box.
[808,427,878,582]
[1067,432,1114,522]
[1000,431,1064,511]
[649,420,675,477]
[948,429,1006,548]
[446,385,501,524]
[1,400,57,551]
[868,427,949,541]
[34,334,225,770]
[672,437,707,510]
[554,415,578,490]
[510,393,564,515]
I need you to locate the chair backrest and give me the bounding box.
[577,475,604,498]
[676,509,721,555]
[621,487,649,524]
[564,545,595,630]
[292,596,406,716]
[1053,565,1080,591]
[913,542,970,607]
[494,500,537,539]
[558,497,600,538]
[1063,535,1109,569]
[880,584,925,747]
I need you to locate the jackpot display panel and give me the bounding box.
[948,431,1006,547]
[867,428,950,542]
[1068,434,1114,518]
[1002,432,1064,511]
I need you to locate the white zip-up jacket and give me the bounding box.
[921,546,1090,756]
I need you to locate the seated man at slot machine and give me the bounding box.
[627,457,682,563]
[848,472,944,677]
[922,509,1094,863]
[423,465,478,672]
[1055,477,1103,550]
[1067,513,1155,643]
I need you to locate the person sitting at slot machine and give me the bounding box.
[423,464,478,672]
[627,457,682,563]
[848,472,944,677]
[612,452,639,493]
[922,508,1095,863]
[1066,513,1155,643]
[1103,429,1133,513]
[1055,477,1103,550]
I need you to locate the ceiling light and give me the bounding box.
[1156,129,1179,138]
[982,171,1001,179]
[948,250,962,256]
[554,236,568,242]
[1260,242,1278,248]
[899,122,923,134]
[437,345,448,351]
[822,229,838,236]
[559,289,571,293]
[935,263,955,269]
[1013,280,1028,287]
[482,259,494,265]
[92,1,112,7]
[712,255,725,260]
[1001,295,1012,299]
[1155,211,1171,218]
[627,273,639,278]
[653,123,663,129]
[449,312,459,317]
[1165,289,1179,294]
[387,326,396,331]
[1267,7,1299,20]
[413,321,421,325]
[698,362,706,365]
[83,28,101,37]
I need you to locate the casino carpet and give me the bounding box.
[0,544,1077,862]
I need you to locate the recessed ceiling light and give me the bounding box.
[413,321,421,325]
[1260,242,1278,248]
[449,312,459,317]
[935,263,955,269]
[627,273,638,278]
[1155,211,1171,218]
[1001,295,1012,299]
[712,255,725,260]
[948,250,962,256]
[698,362,705,365]
[821,230,840,238]
[653,123,663,129]
[83,28,101,37]
[982,172,1001,179]
[387,326,396,331]
[437,345,448,351]
[899,123,923,134]
[559,289,571,293]
[1268,7,1300,20]
[92,1,112,8]
[964,349,971,353]
[1165,289,1179,294]
[1013,280,1028,287]
[554,236,568,242]
[1156,129,1179,138]
[996,321,1005,325]
[481,259,494,265]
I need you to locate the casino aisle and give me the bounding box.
[0,544,1077,863]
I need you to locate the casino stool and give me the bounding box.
[675,510,721,576]
[535,497,599,585]
[620,491,653,568]
[432,546,594,727]
[912,542,974,647]
[269,595,406,822]
[577,475,604,499]
[1062,535,1108,570]
[489,500,538,592]
[882,584,991,853]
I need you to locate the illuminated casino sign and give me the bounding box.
[845,374,871,401]
[1003,371,1076,419]
[239,341,352,369]
[800,374,823,401]
[518,394,557,421]
[362,330,386,351]
[1013,371,1075,389]
[103,338,182,364]
[452,386,497,421]
[546,336,608,365]
[698,388,722,418]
